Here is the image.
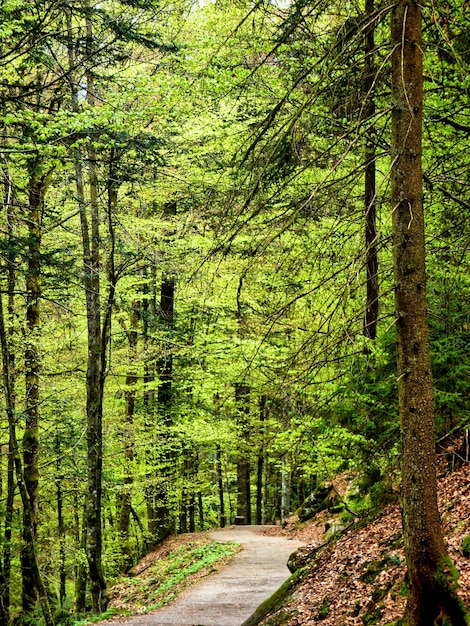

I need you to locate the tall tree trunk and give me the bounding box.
[2,168,16,621]
[153,200,176,543]
[213,393,226,528]
[256,395,267,525]
[280,458,290,524]
[118,300,139,573]
[74,503,87,614]
[235,383,251,525]
[143,262,158,542]
[216,445,225,528]
[66,9,91,611]
[0,451,9,625]
[235,277,251,525]
[0,292,53,626]
[67,8,116,610]
[56,429,66,605]
[363,0,378,340]
[391,2,468,624]
[22,160,47,614]
[2,431,15,620]
[197,492,204,530]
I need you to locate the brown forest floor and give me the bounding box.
[258,459,470,626]
[104,448,470,626]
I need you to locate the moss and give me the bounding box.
[362,604,385,626]
[241,568,305,626]
[261,610,297,626]
[431,557,470,625]
[361,553,402,584]
[381,531,403,550]
[462,535,470,557]
[436,556,461,593]
[351,600,362,617]
[372,586,388,603]
[399,578,409,597]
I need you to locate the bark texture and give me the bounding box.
[391,2,468,624]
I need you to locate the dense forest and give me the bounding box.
[0,0,469,624]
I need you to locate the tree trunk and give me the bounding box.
[0,292,53,626]
[2,432,15,620]
[2,173,17,622]
[65,7,105,611]
[74,504,87,614]
[153,200,177,543]
[56,429,67,605]
[118,301,139,573]
[363,0,378,340]
[216,445,225,528]
[256,395,267,525]
[22,160,47,614]
[83,156,108,613]
[235,383,251,525]
[189,492,196,533]
[391,2,468,623]
[143,262,158,543]
[281,458,290,524]
[0,451,9,626]
[197,492,204,530]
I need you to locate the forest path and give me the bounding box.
[100,525,305,626]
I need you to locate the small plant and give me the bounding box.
[462,534,470,557]
[318,596,331,620]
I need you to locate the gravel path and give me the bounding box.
[101,525,304,626]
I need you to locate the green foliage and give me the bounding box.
[94,540,240,619]
[318,596,331,620]
[462,535,470,558]
[0,0,469,621]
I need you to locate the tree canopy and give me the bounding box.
[0,0,470,624]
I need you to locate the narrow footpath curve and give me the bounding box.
[102,525,305,626]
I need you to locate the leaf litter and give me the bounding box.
[258,456,470,625]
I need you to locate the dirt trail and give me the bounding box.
[101,525,304,626]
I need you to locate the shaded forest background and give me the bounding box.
[0,0,469,624]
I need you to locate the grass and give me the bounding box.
[72,538,240,624]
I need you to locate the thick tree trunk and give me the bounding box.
[363,0,378,340]
[391,2,468,624]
